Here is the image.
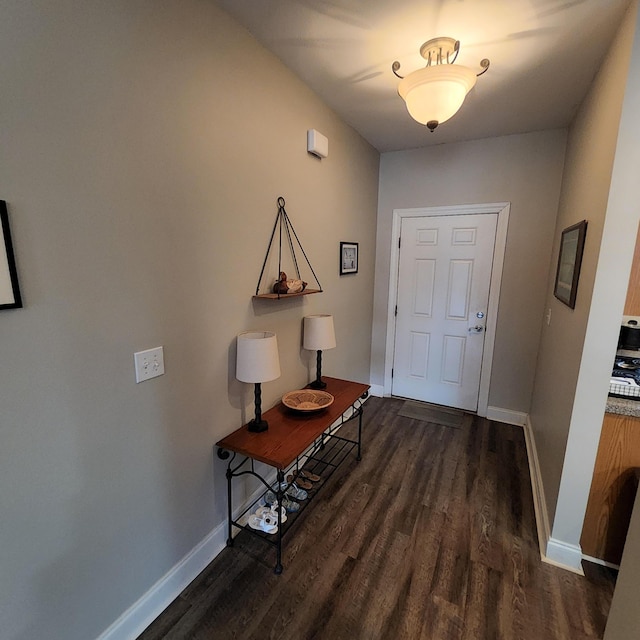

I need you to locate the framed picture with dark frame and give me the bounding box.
[0,200,22,310]
[340,242,358,275]
[554,220,587,309]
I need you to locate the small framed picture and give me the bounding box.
[0,200,22,310]
[554,220,587,309]
[340,242,358,275]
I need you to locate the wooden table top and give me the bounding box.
[216,377,370,469]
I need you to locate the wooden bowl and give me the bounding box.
[282,390,334,412]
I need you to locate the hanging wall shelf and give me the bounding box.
[253,197,323,300]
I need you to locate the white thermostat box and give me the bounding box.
[307,129,328,158]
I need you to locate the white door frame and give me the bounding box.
[384,202,510,417]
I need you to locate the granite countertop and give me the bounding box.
[606,396,640,418]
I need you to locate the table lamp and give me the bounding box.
[303,314,336,389]
[236,331,281,432]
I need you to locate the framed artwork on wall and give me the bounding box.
[0,200,22,310]
[340,242,358,275]
[554,220,587,309]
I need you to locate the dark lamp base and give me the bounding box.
[309,378,327,390]
[248,419,268,433]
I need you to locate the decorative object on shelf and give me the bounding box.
[303,314,336,389]
[272,271,307,295]
[340,242,358,275]
[554,220,588,309]
[0,200,22,310]
[254,197,323,299]
[236,331,281,432]
[392,37,490,132]
[282,389,335,411]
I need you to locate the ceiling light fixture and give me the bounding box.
[392,37,490,132]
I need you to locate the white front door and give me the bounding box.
[392,213,498,411]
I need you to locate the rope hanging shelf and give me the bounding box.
[254,197,323,300]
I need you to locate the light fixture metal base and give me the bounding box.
[419,37,459,65]
[478,58,490,77]
[309,378,327,390]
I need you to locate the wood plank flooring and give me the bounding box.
[138,397,616,640]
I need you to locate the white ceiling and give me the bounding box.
[215,0,632,152]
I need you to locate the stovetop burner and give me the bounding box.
[616,358,640,370]
[611,354,640,399]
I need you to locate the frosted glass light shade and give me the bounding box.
[303,315,336,351]
[236,331,281,383]
[398,64,477,126]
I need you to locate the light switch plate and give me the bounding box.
[134,346,165,383]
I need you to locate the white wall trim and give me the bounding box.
[369,383,385,397]
[95,517,229,640]
[486,406,527,426]
[581,553,619,570]
[96,396,371,640]
[545,538,585,574]
[383,202,510,417]
[523,415,551,563]
[96,469,277,640]
[523,415,584,575]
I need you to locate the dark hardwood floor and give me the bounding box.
[138,397,616,640]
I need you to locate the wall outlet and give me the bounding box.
[134,346,165,383]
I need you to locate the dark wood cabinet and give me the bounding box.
[624,224,640,315]
[582,412,640,565]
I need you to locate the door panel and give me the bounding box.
[442,335,465,385]
[408,332,429,378]
[392,213,497,411]
[414,260,435,316]
[447,260,472,319]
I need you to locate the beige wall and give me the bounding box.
[528,1,638,543]
[372,130,567,412]
[0,3,379,639]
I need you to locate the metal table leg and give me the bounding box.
[357,406,363,461]
[275,468,284,574]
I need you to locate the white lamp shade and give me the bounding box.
[303,315,336,351]
[236,331,281,383]
[398,64,477,125]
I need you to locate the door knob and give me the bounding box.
[468,325,484,333]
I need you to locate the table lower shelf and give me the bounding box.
[231,435,358,545]
[231,432,358,545]
[218,395,366,573]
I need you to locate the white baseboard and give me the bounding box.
[96,395,371,640]
[368,384,385,397]
[486,405,527,426]
[523,415,584,575]
[545,538,585,574]
[95,520,228,640]
[523,415,551,562]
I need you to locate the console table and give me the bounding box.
[216,377,369,573]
